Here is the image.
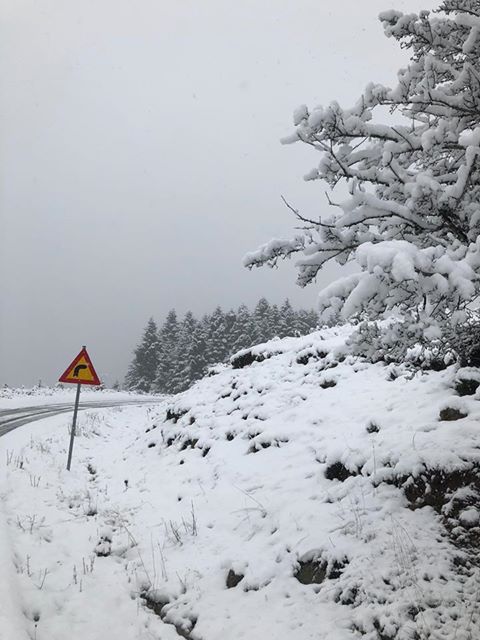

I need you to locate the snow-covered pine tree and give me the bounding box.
[224,309,237,344]
[190,317,209,381]
[244,1,480,358]
[269,303,282,337]
[279,299,297,338]
[170,311,198,393]
[251,297,271,344]
[306,309,320,332]
[296,308,314,336]
[206,307,229,364]
[230,304,254,353]
[125,318,159,392]
[154,309,179,393]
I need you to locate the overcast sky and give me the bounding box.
[0,0,437,387]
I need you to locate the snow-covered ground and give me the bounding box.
[0,386,158,410]
[1,326,479,639]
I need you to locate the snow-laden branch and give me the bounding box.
[246,1,480,344]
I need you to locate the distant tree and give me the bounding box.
[154,310,179,394]
[306,309,320,332]
[244,2,480,356]
[206,307,228,364]
[251,297,271,344]
[171,311,198,393]
[230,304,254,353]
[190,317,209,381]
[125,317,159,392]
[279,299,296,338]
[224,309,237,343]
[269,303,282,337]
[295,308,319,335]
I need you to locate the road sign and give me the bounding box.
[59,346,101,470]
[59,347,101,386]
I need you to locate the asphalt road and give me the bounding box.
[0,399,161,437]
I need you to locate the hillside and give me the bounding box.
[1,325,480,639]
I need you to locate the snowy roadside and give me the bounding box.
[0,495,29,639]
[0,407,175,640]
[0,326,479,639]
[0,388,159,411]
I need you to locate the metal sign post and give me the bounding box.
[58,345,101,471]
[66,383,81,471]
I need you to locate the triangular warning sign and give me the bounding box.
[59,347,101,386]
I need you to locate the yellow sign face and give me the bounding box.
[66,356,96,382]
[59,347,101,386]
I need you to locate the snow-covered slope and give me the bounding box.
[1,325,480,639]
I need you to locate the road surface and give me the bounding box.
[0,399,161,437]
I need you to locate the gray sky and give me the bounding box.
[0,0,437,387]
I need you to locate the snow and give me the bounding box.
[293,104,308,126]
[243,236,304,269]
[458,126,480,148]
[0,387,158,410]
[459,507,480,526]
[1,327,480,638]
[0,498,29,639]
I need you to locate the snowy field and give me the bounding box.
[0,387,158,410]
[1,326,480,639]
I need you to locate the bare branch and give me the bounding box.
[280,196,336,229]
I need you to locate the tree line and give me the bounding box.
[125,298,318,394]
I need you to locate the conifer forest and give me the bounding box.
[125,299,319,393]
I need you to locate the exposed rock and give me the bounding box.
[294,555,347,585]
[439,407,468,421]
[226,569,244,588]
[366,421,380,433]
[320,378,337,389]
[294,558,327,585]
[166,407,188,424]
[231,350,266,369]
[325,461,358,482]
[455,378,480,396]
[454,368,480,396]
[296,349,328,365]
[141,591,197,640]
[180,438,199,451]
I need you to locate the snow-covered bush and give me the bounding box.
[245,1,480,358]
[347,319,456,369]
[447,318,480,366]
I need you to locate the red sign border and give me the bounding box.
[59,347,101,386]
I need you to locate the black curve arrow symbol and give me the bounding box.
[73,364,88,377]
